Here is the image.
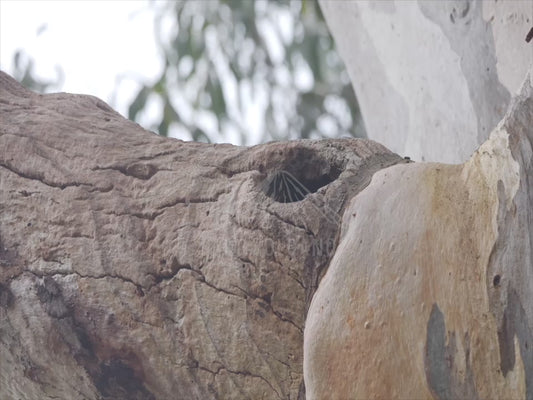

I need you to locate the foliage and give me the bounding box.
[8,0,364,144]
[129,0,364,143]
[9,47,63,94]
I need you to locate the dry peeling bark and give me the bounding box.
[0,71,404,400]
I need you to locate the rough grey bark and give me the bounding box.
[0,71,404,400]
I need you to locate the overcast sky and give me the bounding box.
[0,1,163,119]
[0,1,341,145]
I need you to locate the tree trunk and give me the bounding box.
[304,68,533,399]
[2,2,532,398]
[0,71,403,399]
[305,2,533,397]
[320,0,532,163]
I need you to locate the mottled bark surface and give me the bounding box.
[304,70,533,399]
[0,71,404,399]
[320,0,532,164]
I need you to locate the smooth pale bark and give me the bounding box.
[304,69,533,399]
[320,0,532,164]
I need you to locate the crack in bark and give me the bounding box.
[232,284,303,334]
[145,263,194,288]
[269,254,305,291]
[0,162,85,190]
[155,189,228,210]
[198,365,283,400]
[262,206,316,238]
[194,271,245,300]
[103,209,164,221]
[15,269,145,292]
[86,184,114,193]
[138,150,176,160]
[144,262,246,302]
[91,164,164,181]
[13,261,259,308]
[192,282,250,399]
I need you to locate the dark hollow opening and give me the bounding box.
[493,274,501,287]
[262,148,342,203]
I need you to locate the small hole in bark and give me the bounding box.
[493,274,501,287]
[262,148,341,203]
[264,171,310,202]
